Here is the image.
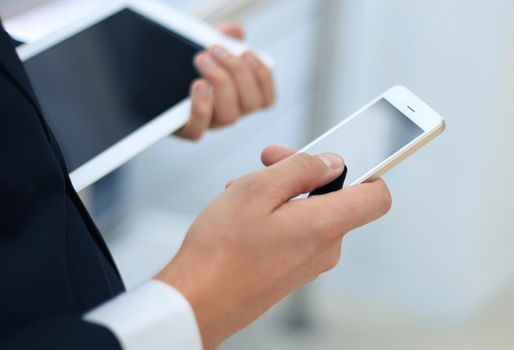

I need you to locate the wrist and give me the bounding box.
[155,261,227,350]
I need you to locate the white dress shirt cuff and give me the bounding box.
[84,280,203,350]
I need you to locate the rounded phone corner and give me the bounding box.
[387,84,409,94]
[439,119,447,132]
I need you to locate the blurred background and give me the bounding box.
[2,0,514,349]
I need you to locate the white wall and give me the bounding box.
[314,0,514,323]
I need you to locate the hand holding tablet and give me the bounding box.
[17,0,274,191]
[177,24,275,140]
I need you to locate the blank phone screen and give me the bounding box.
[23,9,203,171]
[304,99,424,185]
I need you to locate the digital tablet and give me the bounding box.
[16,0,272,191]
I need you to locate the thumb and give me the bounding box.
[258,152,345,206]
[217,21,245,40]
[226,145,297,190]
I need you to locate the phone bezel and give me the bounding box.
[299,85,446,186]
[384,85,443,132]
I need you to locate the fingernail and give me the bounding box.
[318,153,343,170]
[195,53,217,72]
[211,45,230,60]
[242,52,260,70]
[194,82,213,98]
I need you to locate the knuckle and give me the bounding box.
[293,153,316,172]
[264,93,276,108]
[256,66,271,82]
[225,57,246,75]
[211,70,232,87]
[323,217,346,241]
[312,216,337,242]
[193,100,213,118]
[292,153,325,184]
[242,96,263,114]
[259,70,274,89]
[306,273,320,284]
[214,111,240,126]
[303,206,343,247]
[188,130,204,141]
[321,247,342,272]
[319,217,347,243]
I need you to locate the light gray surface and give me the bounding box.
[312,0,514,324]
[0,0,50,18]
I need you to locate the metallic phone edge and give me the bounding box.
[364,119,446,183]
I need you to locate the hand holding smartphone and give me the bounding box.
[304,86,445,196]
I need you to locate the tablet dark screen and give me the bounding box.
[24,9,203,171]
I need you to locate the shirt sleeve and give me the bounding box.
[84,280,203,350]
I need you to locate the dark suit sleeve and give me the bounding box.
[2,316,122,350]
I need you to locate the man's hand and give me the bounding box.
[156,145,392,350]
[175,22,275,140]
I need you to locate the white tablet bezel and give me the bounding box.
[299,85,446,186]
[17,0,272,192]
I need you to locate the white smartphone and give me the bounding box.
[301,85,445,189]
[15,0,272,192]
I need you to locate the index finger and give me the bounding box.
[279,179,392,241]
